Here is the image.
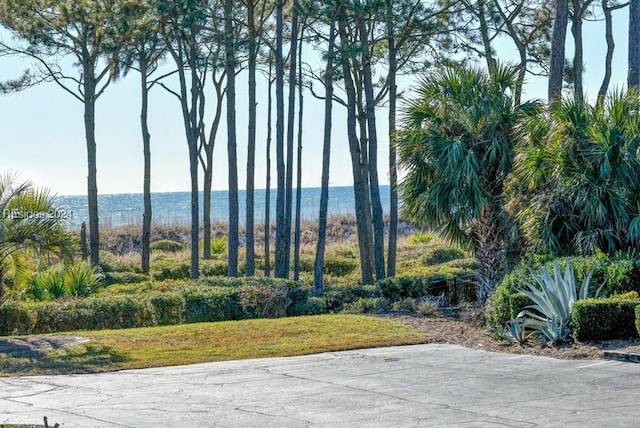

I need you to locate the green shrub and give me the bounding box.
[200,260,228,277]
[152,261,190,281]
[329,245,358,259]
[422,247,466,266]
[407,231,435,245]
[612,291,640,300]
[416,301,439,316]
[377,277,426,301]
[103,271,149,286]
[322,285,377,312]
[24,263,104,301]
[147,292,185,325]
[391,298,418,312]
[238,285,291,318]
[210,237,227,255]
[26,268,66,300]
[298,255,315,273]
[636,306,640,337]
[487,251,640,328]
[572,298,640,341]
[0,300,35,335]
[323,255,358,277]
[98,251,143,273]
[183,287,241,323]
[298,255,357,277]
[342,297,380,314]
[32,296,154,333]
[150,239,185,253]
[65,263,104,297]
[303,297,327,315]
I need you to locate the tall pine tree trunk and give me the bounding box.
[338,9,374,285]
[357,14,385,280]
[598,0,619,105]
[629,0,640,90]
[571,0,590,100]
[315,10,336,291]
[293,25,304,282]
[140,56,152,274]
[284,0,299,277]
[386,0,397,277]
[245,0,257,277]
[264,55,273,277]
[265,57,274,277]
[202,77,223,261]
[275,0,288,278]
[549,0,569,102]
[83,63,100,267]
[225,0,239,277]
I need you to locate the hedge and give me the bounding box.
[488,252,640,328]
[0,280,312,335]
[572,298,640,341]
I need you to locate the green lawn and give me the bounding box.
[0,315,427,376]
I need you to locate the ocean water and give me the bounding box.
[54,185,392,229]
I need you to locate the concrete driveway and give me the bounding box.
[1,344,638,427]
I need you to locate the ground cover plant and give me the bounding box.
[0,315,427,376]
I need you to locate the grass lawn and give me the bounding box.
[0,314,427,376]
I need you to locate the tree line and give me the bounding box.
[1,0,639,293]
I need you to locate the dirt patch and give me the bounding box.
[387,311,640,360]
[0,336,89,355]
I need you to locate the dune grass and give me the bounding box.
[0,315,427,376]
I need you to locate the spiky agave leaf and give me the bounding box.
[516,261,592,342]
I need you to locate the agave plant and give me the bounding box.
[493,318,532,345]
[517,261,593,342]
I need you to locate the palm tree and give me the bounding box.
[514,91,640,255]
[0,174,76,298]
[397,65,534,300]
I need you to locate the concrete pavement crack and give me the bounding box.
[261,368,539,427]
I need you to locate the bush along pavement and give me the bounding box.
[491,261,593,344]
[488,251,640,327]
[572,293,640,341]
[0,271,484,335]
[0,278,312,335]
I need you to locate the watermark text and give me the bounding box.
[2,209,74,220]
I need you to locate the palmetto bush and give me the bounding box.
[0,173,76,298]
[24,262,104,301]
[513,91,640,255]
[397,64,539,300]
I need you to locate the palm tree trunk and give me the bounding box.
[474,205,506,301]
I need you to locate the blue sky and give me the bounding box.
[0,9,632,196]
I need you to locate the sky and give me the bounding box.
[0,8,633,197]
